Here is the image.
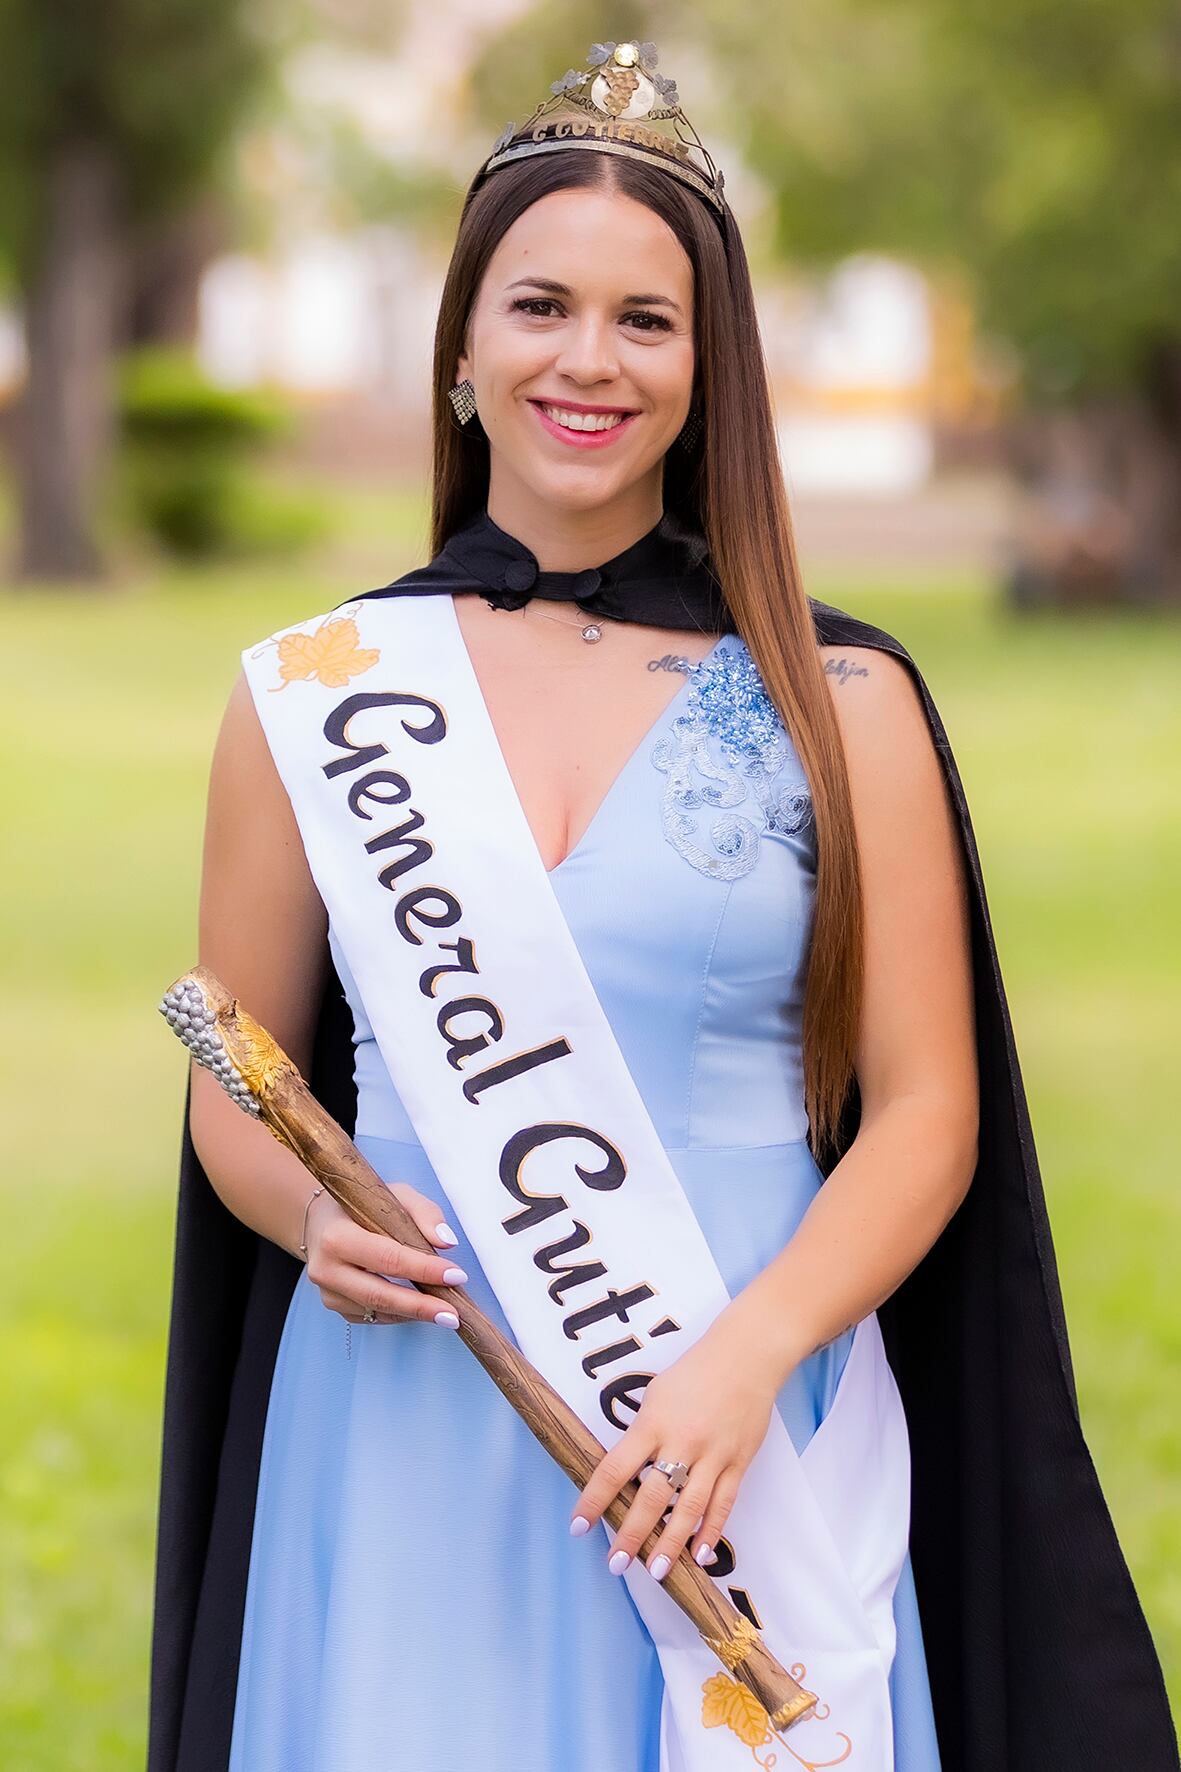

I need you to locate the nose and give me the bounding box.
[551,312,621,388]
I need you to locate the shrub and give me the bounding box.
[116,348,332,560]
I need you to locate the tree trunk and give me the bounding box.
[1139,333,1181,591]
[125,193,227,349]
[12,138,125,582]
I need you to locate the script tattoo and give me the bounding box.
[824,655,870,686]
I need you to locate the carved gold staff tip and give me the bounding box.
[159,972,247,1091]
[159,967,292,1113]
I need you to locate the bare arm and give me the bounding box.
[714,642,980,1379]
[190,669,468,1326]
[190,668,335,1257]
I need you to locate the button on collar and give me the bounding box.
[503,560,537,594]
[572,568,601,600]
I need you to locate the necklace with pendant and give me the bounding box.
[526,604,606,644]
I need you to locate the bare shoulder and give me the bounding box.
[217,665,279,767]
[816,640,961,930]
[212,667,313,811]
[206,665,319,885]
[199,666,328,1077]
[817,641,923,720]
[817,642,938,800]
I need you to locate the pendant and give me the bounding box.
[581,624,603,643]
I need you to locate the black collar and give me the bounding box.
[438,506,737,636]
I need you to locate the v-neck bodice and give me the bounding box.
[541,635,722,876]
[448,595,730,878]
[328,628,818,1151]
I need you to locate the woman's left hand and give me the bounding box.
[568,1317,782,1583]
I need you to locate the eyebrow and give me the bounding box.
[505,276,683,316]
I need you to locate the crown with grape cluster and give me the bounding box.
[474,39,727,219]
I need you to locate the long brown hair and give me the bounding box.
[429,151,863,1164]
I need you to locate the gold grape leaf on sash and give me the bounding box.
[269,615,380,691]
[701,1670,853,1768]
[701,1671,771,1747]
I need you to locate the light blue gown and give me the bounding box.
[229,631,943,1771]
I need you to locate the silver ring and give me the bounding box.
[362,1304,377,1323]
[652,1458,691,1492]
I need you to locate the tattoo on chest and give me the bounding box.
[648,653,872,685]
[825,656,870,686]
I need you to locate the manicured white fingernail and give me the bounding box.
[569,1515,591,1538]
[608,1550,632,1575]
[442,1266,468,1285]
[434,1309,460,1328]
[434,1222,459,1246]
[650,1554,671,1582]
[695,1542,714,1566]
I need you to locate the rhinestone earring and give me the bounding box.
[676,401,703,453]
[448,378,478,426]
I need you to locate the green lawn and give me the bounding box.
[1,502,1177,1765]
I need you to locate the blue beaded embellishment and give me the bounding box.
[650,640,813,881]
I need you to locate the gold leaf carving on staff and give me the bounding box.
[270,616,381,691]
[704,1610,762,1670]
[232,1007,296,1095]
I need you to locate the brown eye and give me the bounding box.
[511,297,561,317]
[509,297,671,333]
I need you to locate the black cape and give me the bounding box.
[147,513,1179,1771]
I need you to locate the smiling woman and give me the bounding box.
[455,187,696,485]
[148,35,1179,1772]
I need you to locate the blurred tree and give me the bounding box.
[315,113,465,251]
[0,0,276,579]
[469,3,1181,603]
[126,194,231,350]
[720,0,1181,604]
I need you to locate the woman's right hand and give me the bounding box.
[303,1184,469,1328]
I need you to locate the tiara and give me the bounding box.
[475,40,727,217]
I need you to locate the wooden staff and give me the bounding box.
[160,963,817,1736]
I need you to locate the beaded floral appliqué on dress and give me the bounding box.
[650,641,813,880]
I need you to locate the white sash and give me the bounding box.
[242,592,911,1770]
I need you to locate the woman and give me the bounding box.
[147,40,1178,1772]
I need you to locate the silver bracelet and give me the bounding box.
[297,1185,324,1261]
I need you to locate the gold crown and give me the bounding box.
[476,40,727,217]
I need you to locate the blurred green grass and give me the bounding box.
[1,493,1177,1764]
